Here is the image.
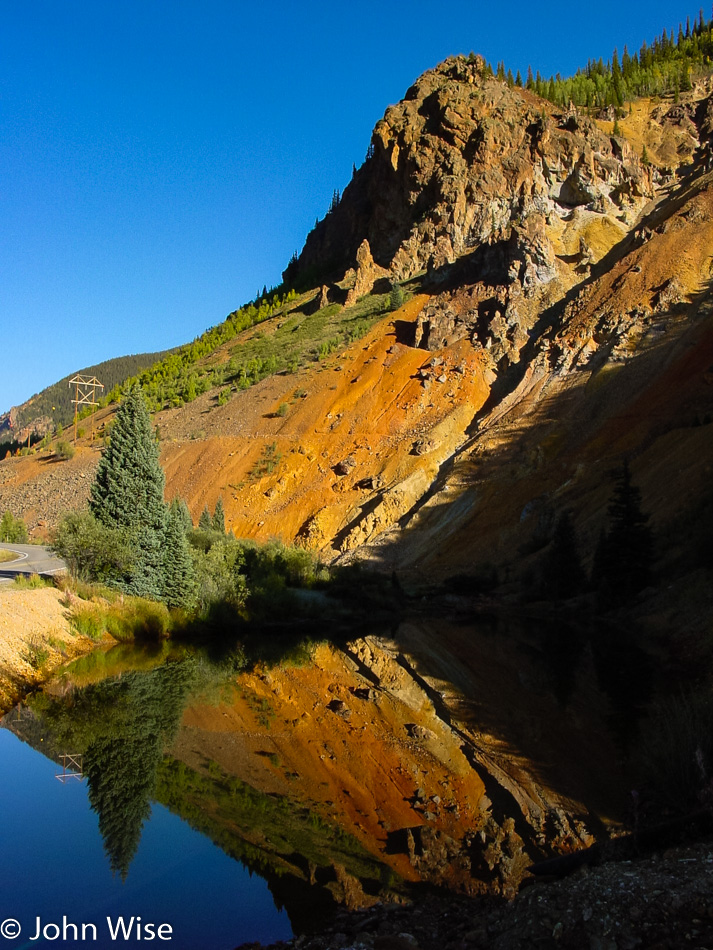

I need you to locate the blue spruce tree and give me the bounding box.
[90,385,166,598]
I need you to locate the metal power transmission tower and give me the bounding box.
[68,375,104,444]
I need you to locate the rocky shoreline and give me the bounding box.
[238,835,713,950]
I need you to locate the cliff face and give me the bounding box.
[285,55,654,289]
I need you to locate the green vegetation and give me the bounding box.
[0,510,28,543]
[65,586,174,643]
[12,573,51,590]
[29,659,196,879]
[524,13,713,111]
[248,442,282,481]
[52,511,136,586]
[107,289,391,415]
[390,282,404,311]
[55,439,75,461]
[155,756,394,893]
[89,385,169,600]
[161,501,196,610]
[21,639,50,669]
[108,291,298,412]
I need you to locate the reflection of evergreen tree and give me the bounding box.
[539,622,586,707]
[591,624,652,754]
[541,511,586,601]
[31,660,195,879]
[85,733,157,879]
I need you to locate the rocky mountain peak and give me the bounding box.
[285,55,654,298]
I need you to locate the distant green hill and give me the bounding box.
[1,350,176,435]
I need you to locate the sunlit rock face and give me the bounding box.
[285,55,652,291]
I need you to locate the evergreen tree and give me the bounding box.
[169,497,193,534]
[90,385,166,598]
[198,506,212,531]
[593,461,654,603]
[212,497,225,534]
[161,502,196,608]
[390,283,405,311]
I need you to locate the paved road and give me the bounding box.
[0,543,66,583]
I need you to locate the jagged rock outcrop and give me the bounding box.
[284,55,653,291]
[344,240,389,307]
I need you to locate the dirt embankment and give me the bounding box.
[0,587,98,711]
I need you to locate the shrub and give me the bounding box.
[51,511,134,584]
[0,510,29,543]
[56,440,75,460]
[104,598,172,642]
[70,604,105,640]
[21,639,50,670]
[12,573,50,590]
[390,283,404,311]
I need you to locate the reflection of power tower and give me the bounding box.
[55,753,84,783]
[8,702,29,723]
[68,375,104,444]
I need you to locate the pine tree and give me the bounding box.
[161,502,196,608]
[593,461,654,603]
[169,497,193,533]
[89,384,166,598]
[390,283,405,311]
[198,506,212,531]
[212,497,225,534]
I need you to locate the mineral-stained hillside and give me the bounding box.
[2,57,713,636]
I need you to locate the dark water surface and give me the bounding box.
[0,653,293,950]
[0,727,291,949]
[0,619,650,948]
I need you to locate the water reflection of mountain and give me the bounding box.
[4,615,653,930]
[155,757,393,933]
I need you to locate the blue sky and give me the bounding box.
[0,1,701,412]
